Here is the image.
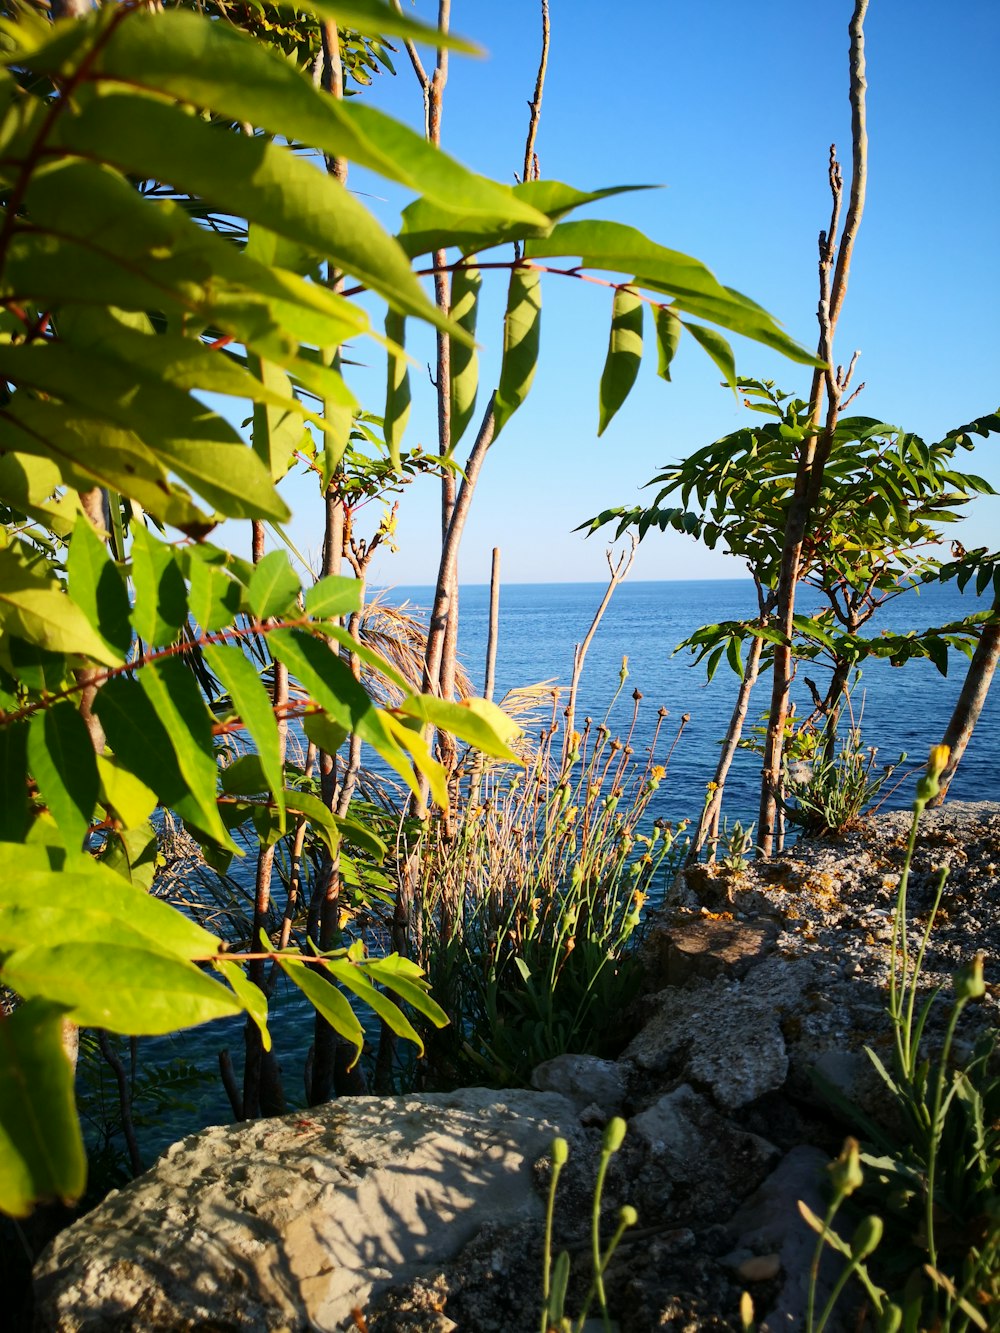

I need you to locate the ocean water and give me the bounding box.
[386,577,1000,823]
[123,578,998,1161]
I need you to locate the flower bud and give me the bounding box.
[915,744,951,806]
[618,1204,638,1228]
[850,1214,883,1260]
[927,744,951,779]
[954,951,985,1002]
[551,1137,569,1167]
[602,1116,627,1154]
[827,1137,863,1196]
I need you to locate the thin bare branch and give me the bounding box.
[522,0,551,183]
[829,0,869,329]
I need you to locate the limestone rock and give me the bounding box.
[630,1084,778,1221]
[33,1089,581,1333]
[726,1145,839,1332]
[642,914,779,987]
[624,959,818,1110]
[530,1053,627,1116]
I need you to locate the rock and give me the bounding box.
[33,1089,582,1333]
[624,960,816,1110]
[737,1253,782,1282]
[726,1146,839,1332]
[530,1053,627,1115]
[630,1084,779,1222]
[642,914,779,987]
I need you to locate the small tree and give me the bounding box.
[585,383,997,854]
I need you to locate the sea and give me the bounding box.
[115,579,1000,1163]
[403,577,1000,823]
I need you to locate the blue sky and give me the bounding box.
[276,0,999,585]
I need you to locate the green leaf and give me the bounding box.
[57,90,459,336]
[0,846,221,959]
[448,264,481,451]
[0,1000,86,1218]
[494,266,542,439]
[598,286,644,436]
[26,702,98,852]
[96,754,157,829]
[524,220,820,365]
[682,321,736,389]
[247,549,300,622]
[654,307,682,381]
[3,943,241,1034]
[269,628,423,799]
[381,712,448,810]
[384,310,411,470]
[203,643,286,831]
[282,788,343,859]
[395,694,521,762]
[301,711,348,758]
[0,721,29,842]
[214,959,271,1054]
[397,178,644,261]
[327,958,426,1056]
[305,574,362,621]
[281,0,480,53]
[93,679,211,848]
[138,657,237,851]
[247,354,306,484]
[66,514,132,658]
[0,452,80,539]
[277,956,364,1067]
[187,548,243,634]
[0,547,123,667]
[363,955,449,1029]
[100,821,159,893]
[0,339,290,525]
[0,401,215,534]
[130,524,188,647]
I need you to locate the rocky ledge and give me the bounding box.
[33,802,1000,1331]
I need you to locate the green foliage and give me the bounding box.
[782,686,906,836]
[412,703,686,1088]
[803,756,999,1332]
[0,0,818,1218]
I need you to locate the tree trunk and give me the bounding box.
[690,630,765,861]
[928,615,1000,806]
[758,0,869,854]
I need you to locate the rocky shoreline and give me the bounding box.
[31,801,1000,1331]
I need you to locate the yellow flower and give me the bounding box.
[706,781,719,793]
[928,744,951,779]
[651,765,666,781]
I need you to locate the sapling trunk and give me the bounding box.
[243,519,289,1118]
[758,0,869,854]
[690,629,765,861]
[929,610,1000,806]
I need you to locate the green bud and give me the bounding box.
[551,1137,569,1167]
[881,1303,903,1333]
[827,1137,864,1197]
[850,1214,883,1260]
[618,1204,638,1228]
[954,951,986,1002]
[602,1116,627,1154]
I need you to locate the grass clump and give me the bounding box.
[410,693,687,1088]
